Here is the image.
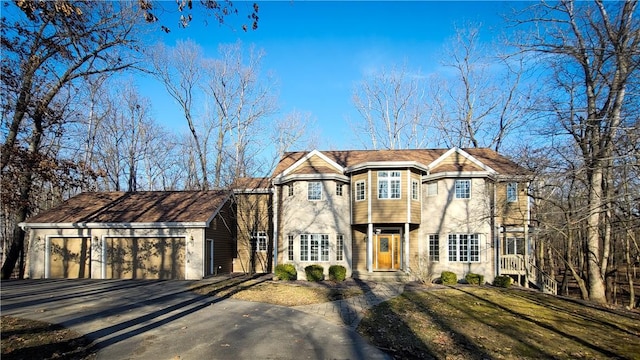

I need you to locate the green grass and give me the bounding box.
[358,286,640,359]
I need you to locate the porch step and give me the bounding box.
[352,270,410,282]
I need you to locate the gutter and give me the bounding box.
[18,222,209,229]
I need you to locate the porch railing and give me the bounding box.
[500,255,557,295]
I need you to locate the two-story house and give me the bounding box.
[260,147,545,287]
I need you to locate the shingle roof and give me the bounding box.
[273,148,528,176]
[23,191,230,224]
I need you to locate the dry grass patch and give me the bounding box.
[358,285,640,360]
[1,316,95,360]
[190,274,368,306]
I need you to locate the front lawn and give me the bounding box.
[358,286,640,359]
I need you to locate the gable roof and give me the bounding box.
[273,148,528,177]
[21,191,231,227]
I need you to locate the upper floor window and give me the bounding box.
[507,182,518,202]
[378,171,401,199]
[411,180,419,200]
[288,184,294,197]
[336,183,343,196]
[356,181,366,201]
[251,231,268,252]
[308,182,322,200]
[427,182,438,197]
[455,179,471,199]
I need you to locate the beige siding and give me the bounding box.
[431,152,484,172]
[351,172,369,224]
[410,171,422,224]
[352,227,368,272]
[370,170,409,223]
[235,192,273,274]
[496,181,528,226]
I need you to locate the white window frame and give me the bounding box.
[288,184,294,197]
[287,235,294,261]
[336,234,344,261]
[336,183,343,196]
[411,180,419,200]
[378,171,401,199]
[308,182,322,201]
[448,234,479,262]
[507,182,518,203]
[428,234,439,262]
[355,181,366,201]
[455,179,471,199]
[300,234,329,262]
[505,237,525,255]
[427,182,438,197]
[251,231,268,252]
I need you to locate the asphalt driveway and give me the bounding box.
[1,278,390,359]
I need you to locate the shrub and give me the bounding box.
[493,275,512,288]
[275,264,297,281]
[305,264,324,282]
[328,265,347,282]
[465,273,485,285]
[440,271,457,285]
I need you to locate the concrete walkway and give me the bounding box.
[293,282,405,329]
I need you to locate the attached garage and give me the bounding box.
[21,191,236,280]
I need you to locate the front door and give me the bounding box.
[375,234,400,270]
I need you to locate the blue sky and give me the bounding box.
[143,1,523,150]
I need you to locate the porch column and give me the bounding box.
[404,223,410,271]
[367,223,373,272]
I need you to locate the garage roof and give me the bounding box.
[21,191,230,227]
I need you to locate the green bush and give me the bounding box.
[305,264,324,282]
[465,273,485,285]
[493,275,512,288]
[328,265,347,282]
[275,264,297,281]
[440,271,457,285]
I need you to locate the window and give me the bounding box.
[356,181,366,201]
[505,237,525,255]
[287,235,294,261]
[336,234,344,261]
[308,182,322,200]
[288,184,294,197]
[428,234,439,261]
[378,171,401,199]
[427,182,438,197]
[336,183,343,196]
[507,182,518,202]
[411,180,419,200]
[455,179,471,199]
[448,234,479,262]
[300,234,329,261]
[251,231,268,252]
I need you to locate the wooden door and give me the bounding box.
[375,234,400,270]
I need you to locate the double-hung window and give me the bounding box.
[336,234,344,261]
[355,181,366,201]
[299,234,329,261]
[448,234,479,262]
[336,183,343,196]
[308,182,322,200]
[428,234,440,261]
[412,180,419,200]
[378,171,401,199]
[251,231,268,252]
[455,179,471,199]
[288,184,294,197]
[287,235,294,261]
[507,182,518,202]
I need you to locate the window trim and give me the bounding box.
[307,181,322,201]
[448,234,480,262]
[454,179,471,199]
[251,231,268,252]
[428,234,439,262]
[336,234,344,261]
[288,184,294,197]
[378,171,401,199]
[427,182,438,197]
[411,179,420,201]
[336,183,343,196]
[287,235,294,261]
[507,182,518,203]
[355,180,366,201]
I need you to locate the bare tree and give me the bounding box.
[517,0,639,304]
[0,1,144,279]
[271,110,319,159]
[352,64,428,150]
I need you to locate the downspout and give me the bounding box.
[367,170,373,272]
[405,168,411,272]
[272,182,279,270]
[524,181,530,288]
[494,181,500,278]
